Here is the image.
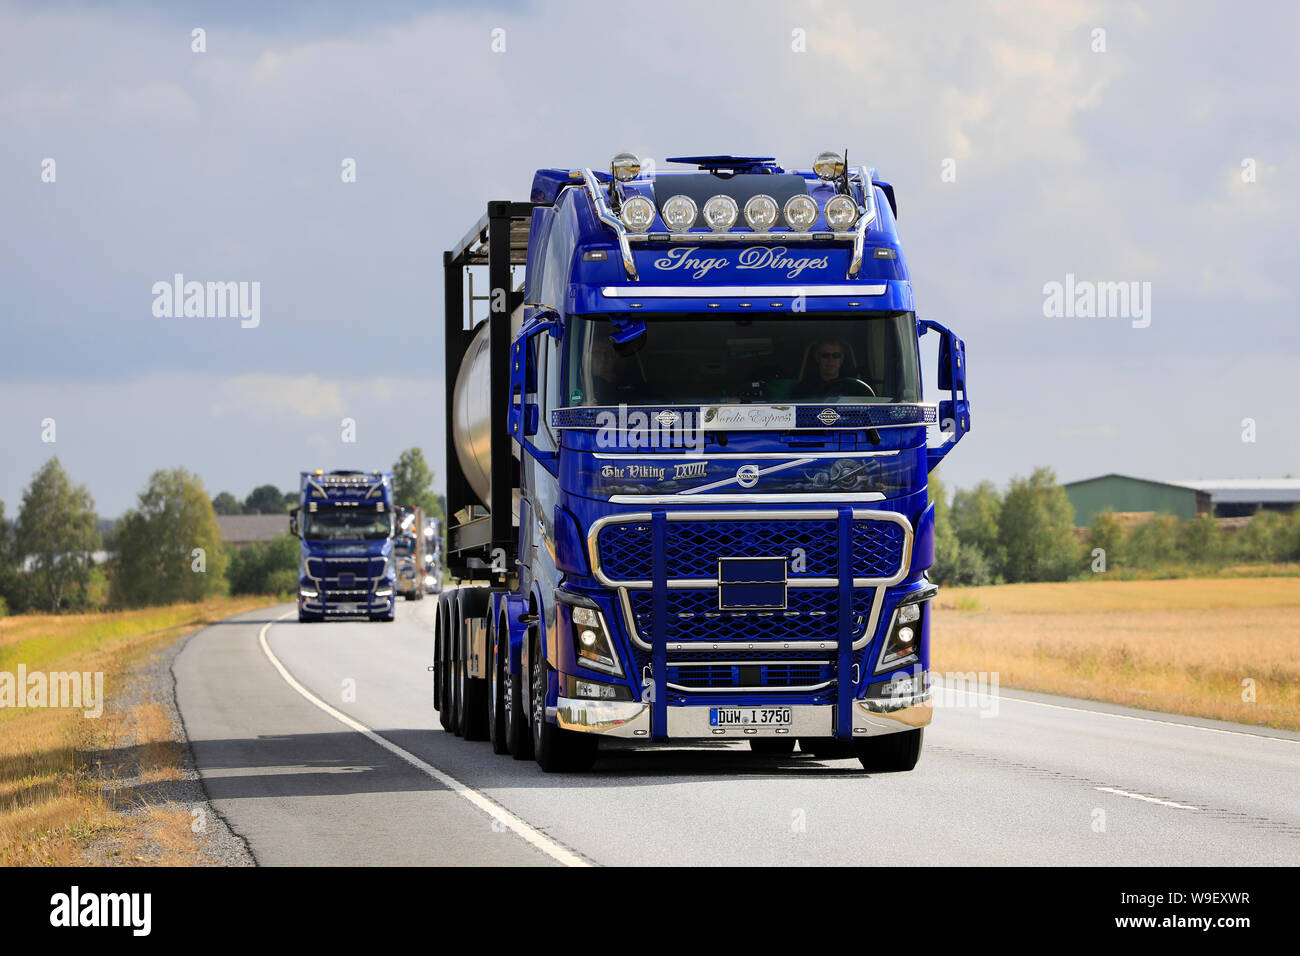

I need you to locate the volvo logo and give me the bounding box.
[736,464,760,488]
[817,407,841,425]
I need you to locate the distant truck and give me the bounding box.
[290,470,397,622]
[423,517,444,595]
[394,505,427,601]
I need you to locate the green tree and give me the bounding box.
[14,458,100,612]
[228,533,299,595]
[0,500,23,614]
[113,468,229,607]
[997,467,1080,582]
[1087,508,1127,572]
[951,480,1004,577]
[1232,509,1285,563]
[243,484,290,515]
[212,491,243,515]
[1178,513,1223,567]
[1127,514,1180,569]
[392,447,445,522]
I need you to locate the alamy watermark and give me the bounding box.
[152,274,260,328]
[1,665,104,718]
[1042,273,1151,328]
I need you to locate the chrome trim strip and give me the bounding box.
[592,450,900,460]
[624,231,862,244]
[847,167,878,279]
[582,169,638,279]
[589,508,914,590]
[609,493,886,504]
[666,680,833,693]
[600,284,887,298]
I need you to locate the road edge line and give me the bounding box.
[257,613,591,868]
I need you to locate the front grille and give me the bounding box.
[627,588,874,646]
[597,517,905,582]
[306,555,386,590]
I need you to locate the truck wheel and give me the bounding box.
[749,738,796,755]
[854,729,923,772]
[456,589,489,741]
[530,633,596,773]
[506,659,533,760]
[487,615,509,755]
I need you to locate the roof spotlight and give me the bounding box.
[702,195,739,232]
[611,152,642,182]
[744,194,779,232]
[813,151,845,181]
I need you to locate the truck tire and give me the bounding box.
[456,588,490,741]
[530,632,597,773]
[854,729,923,773]
[749,738,796,755]
[435,596,454,733]
[487,613,509,755]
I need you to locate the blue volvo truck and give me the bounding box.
[290,470,397,623]
[433,151,969,771]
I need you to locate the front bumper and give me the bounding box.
[553,683,932,740]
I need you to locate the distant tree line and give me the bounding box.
[930,467,1300,586]
[1,448,448,617]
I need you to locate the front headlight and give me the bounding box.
[875,599,925,673]
[568,603,624,677]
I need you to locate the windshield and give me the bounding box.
[565,313,920,406]
[393,535,415,556]
[303,509,393,541]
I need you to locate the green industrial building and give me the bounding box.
[1063,474,1211,526]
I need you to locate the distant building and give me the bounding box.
[1170,479,1300,518]
[1063,474,1210,526]
[215,514,289,547]
[1064,474,1300,525]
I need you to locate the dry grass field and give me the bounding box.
[933,577,1300,730]
[0,597,274,865]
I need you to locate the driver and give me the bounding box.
[793,336,860,399]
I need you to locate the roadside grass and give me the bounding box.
[0,597,277,865]
[933,576,1300,731]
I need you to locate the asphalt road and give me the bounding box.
[172,600,1300,866]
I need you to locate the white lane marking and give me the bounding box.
[932,677,1300,745]
[1095,787,1199,811]
[257,614,590,868]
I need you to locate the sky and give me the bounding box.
[1,0,1297,518]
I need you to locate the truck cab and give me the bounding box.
[436,152,969,771]
[291,470,397,622]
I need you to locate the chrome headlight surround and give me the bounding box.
[702,194,739,232]
[782,194,818,232]
[661,194,698,231]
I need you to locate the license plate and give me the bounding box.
[338,602,360,613]
[710,707,792,727]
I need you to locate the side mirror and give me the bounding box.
[289,506,300,538]
[917,318,970,471]
[509,311,561,441]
